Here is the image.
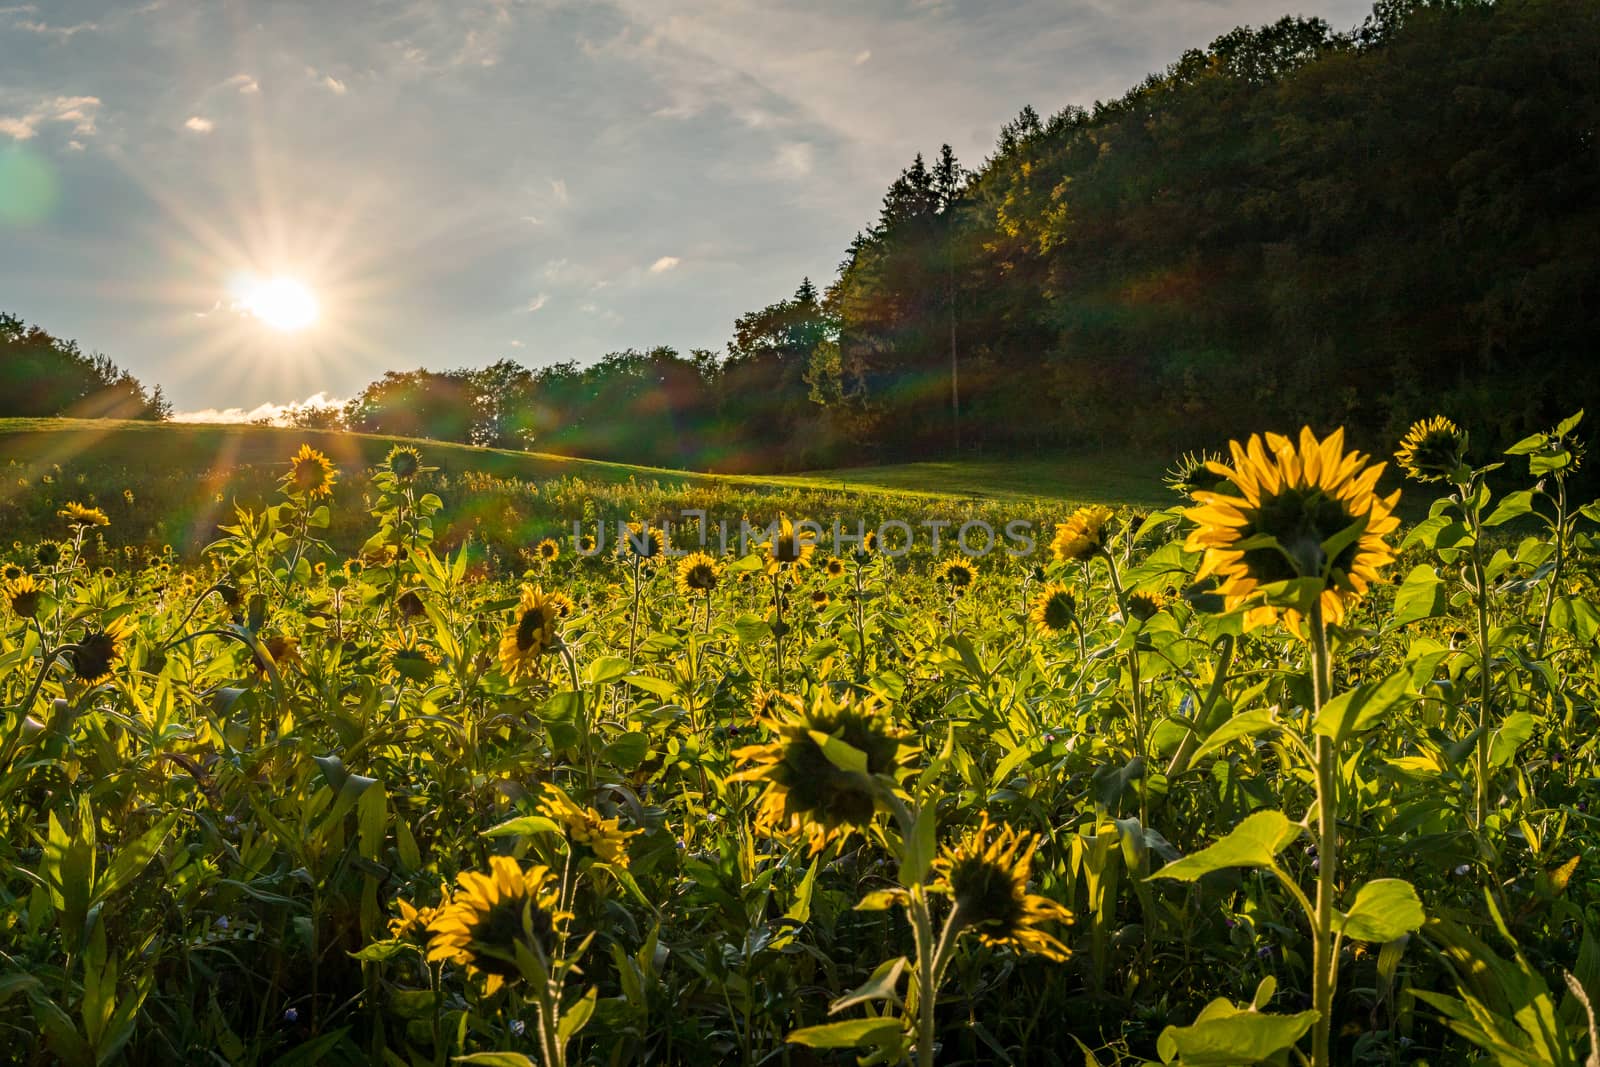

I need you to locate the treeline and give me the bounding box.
[321,0,1599,469]
[0,313,170,422]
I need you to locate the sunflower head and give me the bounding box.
[766,514,816,572]
[824,556,846,578]
[858,529,879,559]
[1051,506,1114,562]
[1125,590,1167,622]
[733,690,911,854]
[425,857,569,994]
[1184,427,1400,636]
[933,813,1073,962]
[1394,416,1468,484]
[621,522,666,560]
[58,502,110,529]
[386,445,423,481]
[34,541,62,568]
[3,563,22,582]
[1165,451,1232,499]
[385,630,439,682]
[936,557,977,592]
[538,785,640,868]
[499,584,563,682]
[1030,583,1077,635]
[388,896,441,941]
[536,538,559,562]
[286,444,337,499]
[72,616,134,684]
[253,634,300,675]
[5,574,43,619]
[676,551,721,595]
[396,590,426,619]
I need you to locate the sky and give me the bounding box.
[1,0,1374,421]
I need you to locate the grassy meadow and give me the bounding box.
[0,414,1597,1067]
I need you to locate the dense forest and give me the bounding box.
[14,0,1598,472]
[0,312,170,422]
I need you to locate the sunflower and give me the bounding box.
[1125,590,1167,622]
[546,590,576,618]
[1051,506,1114,562]
[765,514,816,573]
[387,445,423,480]
[396,590,426,618]
[343,559,364,579]
[536,538,559,563]
[72,616,134,684]
[34,541,62,567]
[313,561,327,577]
[620,522,665,560]
[1185,427,1400,635]
[1394,416,1468,484]
[499,585,563,682]
[1030,583,1077,635]
[286,444,336,499]
[425,857,569,994]
[252,635,300,676]
[823,557,846,578]
[58,502,110,529]
[932,813,1073,962]
[2,563,21,582]
[538,785,640,868]
[388,896,440,940]
[935,557,977,591]
[385,630,439,682]
[675,552,721,595]
[4,574,43,619]
[733,690,910,855]
[1165,451,1231,499]
[859,529,879,556]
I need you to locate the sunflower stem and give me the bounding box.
[1308,601,1338,1067]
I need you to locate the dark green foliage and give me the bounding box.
[0,313,169,421]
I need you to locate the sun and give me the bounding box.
[242,277,319,332]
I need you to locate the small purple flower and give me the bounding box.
[510,1019,526,1037]
[1256,945,1274,959]
[225,815,237,825]
[1311,858,1321,872]
[283,1008,299,1024]
[216,916,230,931]
[1224,918,1237,929]
[675,839,686,850]
[1454,863,1471,876]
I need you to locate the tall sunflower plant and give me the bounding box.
[1148,427,1427,1067]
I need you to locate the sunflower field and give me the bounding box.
[2,415,1598,1067]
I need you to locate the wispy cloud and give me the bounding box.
[322,75,347,94]
[224,73,260,94]
[11,16,97,37]
[184,115,214,133]
[0,95,101,141]
[525,292,548,312]
[170,392,347,426]
[649,255,680,273]
[549,178,569,205]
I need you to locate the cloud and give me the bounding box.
[773,141,813,178]
[649,255,680,273]
[184,115,215,133]
[525,292,548,311]
[224,73,260,94]
[854,49,871,65]
[549,178,569,205]
[11,17,97,37]
[0,95,101,141]
[170,392,347,426]
[322,75,348,94]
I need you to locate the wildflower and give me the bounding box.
[2,563,21,581]
[675,551,721,595]
[824,557,845,578]
[932,813,1073,962]
[765,514,816,573]
[253,635,300,675]
[425,857,569,995]
[388,897,440,940]
[385,630,439,682]
[34,541,62,567]
[1394,416,1468,483]
[283,1008,299,1024]
[1125,590,1166,622]
[498,585,563,682]
[620,521,665,559]
[810,589,830,607]
[538,784,640,868]
[1165,451,1231,499]
[935,557,977,591]
[72,617,134,684]
[1185,427,1400,635]
[4,574,43,619]
[1030,583,1077,635]
[387,445,423,480]
[58,502,110,529]
[286,444,336,499]
[733,690,910,854]
[536,538,559,563]
[1051,506,1114,562]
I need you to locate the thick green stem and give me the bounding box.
[1308,604,1337,1067]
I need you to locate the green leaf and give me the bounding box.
[898,803,939,885]
[602,731,650,769]
[622,674,678,700]
[453,1055,538,1067]
[1149,810,1297,883]
[1489,712,1537,768]
[481,814,562,839]
[585,656,632,685]
[1313,670,1414,745]
[1157,1002,1319,1066]
[93,813,178,907]
[809,730,868,774]
[1392,565,1447,626]
[1336,879,1425,942]
[787,1017,904,1050]
[1484,490,1536,527]
[1191,708,1279,763]
[829,957,907,1014]
[556,986,597,1042]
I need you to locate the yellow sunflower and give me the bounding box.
[1051,506,1114,562]
[1125,590,1167,622]
[620,522,666,560]
[499,584,563,682]
[823,557,846,578]
[935,557,977,591]
[1185,427,1400,636]
[286,444,337,499]
[675,551,721,595]
[932,813,1073,962]
[252,635,300,676]
[58,502,110,529]
[1394,416,1468,484]
[1030,583,1077,635]
[425,857,569,994]
[387,445,423,480]
[1164,451,1230,499]
[4,574,43,619]
[765,514,816,573]
[536,538,560,563]
[388,896,440,940]
[733,690,910,855]
[2,563,22,581]
[384,630,439,682]
[538,785,640,868]
[72,616,134,684]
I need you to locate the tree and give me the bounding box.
[0,312,169,420]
